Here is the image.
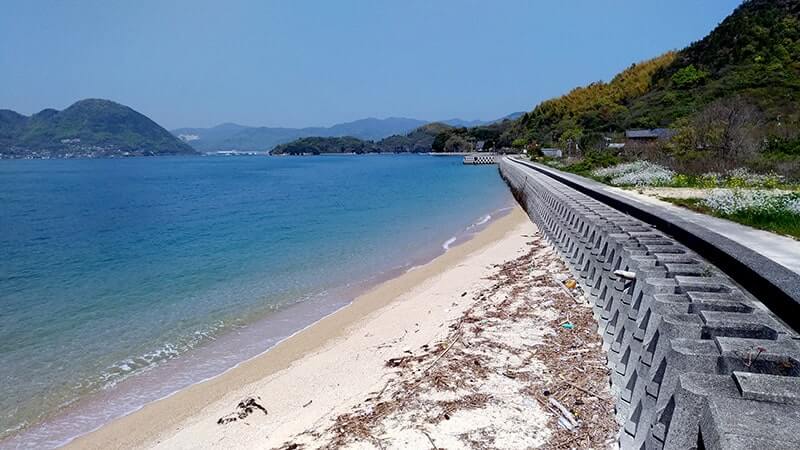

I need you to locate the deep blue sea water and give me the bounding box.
[0,155,512,447]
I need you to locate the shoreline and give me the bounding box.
[2,199,512,448]
[66,205,531,449]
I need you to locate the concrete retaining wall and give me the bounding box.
[499,157,800,449]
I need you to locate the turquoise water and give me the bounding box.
[0,155,512,447]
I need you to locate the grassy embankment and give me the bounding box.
[663,197,800,239]
[538,157,800,240]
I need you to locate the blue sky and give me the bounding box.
[1,0,743,129]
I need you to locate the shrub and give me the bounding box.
[765,136,800,157]
[559,151,619,175]
[671,65,709,88]
[723,168,784,188]
[699,172,722,188]
[671,173,691,187]
[592,161,675,186]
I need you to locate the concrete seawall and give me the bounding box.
[499,157,800,449]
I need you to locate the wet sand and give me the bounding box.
[68,206,539,449]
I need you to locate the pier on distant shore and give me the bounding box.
[462,153,496,165]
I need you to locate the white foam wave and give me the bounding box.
[97,320,227,390]
[442,236,457,250]
[475,214,491,226]
[466,214,492,231]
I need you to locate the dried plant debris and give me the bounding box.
[282,233,616,449]
[278,444,304,450]
[217,396,268,425]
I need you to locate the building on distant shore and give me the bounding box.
[209,150,260,156]
[541,148,563,158]
[625,128,676,141]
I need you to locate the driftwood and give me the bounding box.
[558,376,609,400]
[420,428,438,449]
[549,397,579,430]
[422,318,465,374]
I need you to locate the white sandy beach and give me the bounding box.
[68,205,615,449]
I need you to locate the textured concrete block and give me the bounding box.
[734,371,800,405]
[700,396,800,449]
[497,158,800,450]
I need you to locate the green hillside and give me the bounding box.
[0,99,197,158]
[271,136,376,155]
[270,122,453,155]
[431,116,522,152]
[629,0,800,128]
[508,52,677,148]
[378,122,453,152]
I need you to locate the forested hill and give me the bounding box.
[505,0,800,154]
[270,123,453,155]
[506,53,677,148]
[269,137,376,155]
[0,99,198,158]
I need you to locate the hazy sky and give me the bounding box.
[1,0,742,129]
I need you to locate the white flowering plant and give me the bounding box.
[592,161,675,187]
[593,162,785,189]
[785,197,800,216]
[702,189,800,216]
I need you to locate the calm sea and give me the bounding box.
[0,154,512,448]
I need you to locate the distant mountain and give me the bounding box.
[172,117,428,152]
[176,124,313,152]
[0,99,197,158]
[441,118,490,128]
[174,114,520,152]
[501,111,525,121]
[325,117,429,141]
[172,122,250,146]
[441,112,525,128]
[270,113,530,155]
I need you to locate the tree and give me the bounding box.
[431,132,450,152]
[692,97,763,164]
[666,97,765,171]
[558,127,584,157]
[444,135,472,152]
[670,65,709,88]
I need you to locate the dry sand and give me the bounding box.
[68,205,615,449]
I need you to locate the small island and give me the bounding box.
[269,120,522,155]
[0,99,197,159]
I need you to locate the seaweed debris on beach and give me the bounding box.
[218,397,269,425]
[280,233,616,449]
